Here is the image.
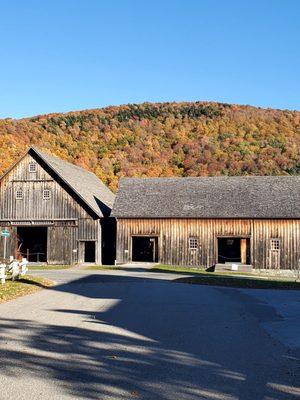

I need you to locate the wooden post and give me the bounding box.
[241,239,247,264]
[152,238,156,262]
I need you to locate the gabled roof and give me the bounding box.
[30,147,115,218]
[113,176,300,219]
[1,146,115,218]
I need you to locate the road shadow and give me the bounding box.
[0,274,299,399]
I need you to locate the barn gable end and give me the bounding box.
[0,147,115,265]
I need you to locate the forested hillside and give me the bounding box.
[0,102,299,191]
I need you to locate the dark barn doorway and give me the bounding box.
[132,236,158,262]
[84,241,96,263]
[218,237,250,264]
[101,217,116,265]
[17,227,47,262]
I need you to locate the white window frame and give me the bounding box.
[29,162,37,173]
[270,238,280,251]
[16,189,23,200]
[43,189,51,200]
[189,237,198,250]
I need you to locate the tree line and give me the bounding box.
[0,101,299,191]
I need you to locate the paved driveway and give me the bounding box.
[0,267,299,400]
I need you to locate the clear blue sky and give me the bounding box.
[0,0,299,118]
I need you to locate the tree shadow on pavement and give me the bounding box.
[0,274,299,399]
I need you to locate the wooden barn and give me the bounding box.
[113,177,300,270]
[0,147,115,265]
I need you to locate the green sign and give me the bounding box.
[1,230,10,238]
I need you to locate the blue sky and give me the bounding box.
[0,0,299,118]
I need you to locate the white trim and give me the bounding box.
[43,189,51,200]
[28,162,37,173]
[188,237,198,250]
[270,238,280,251]
[16,188,23,200]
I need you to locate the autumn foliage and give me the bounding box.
[0,101,299,191]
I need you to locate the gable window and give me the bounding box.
[16,189,23,200]
[189,237,198,250]
[270,238,280,251]
[29,162,37,173]
[43,189,51,200]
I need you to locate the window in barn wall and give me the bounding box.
[28,162,37,173]
[270,238,280,251]
[16,188,23,200]
[43,189,51,200]
[189,237,198,250]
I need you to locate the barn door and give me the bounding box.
[269,238,281,269]
[132,236,158,262]
[48,226,73,264]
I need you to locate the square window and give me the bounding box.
[16,189,23,200]
[29,162,37,173]
[43,189,51,200]
[189,237,198,250]
[270,238,280,251]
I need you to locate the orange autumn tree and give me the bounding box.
[0,101,299,192]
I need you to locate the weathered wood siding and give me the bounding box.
[47,226,77,264]
[116,218,300,270]
[0,154,101,264]
[252,220,300,270]
[0,154,92,220]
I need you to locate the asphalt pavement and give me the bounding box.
[0,266,299,400]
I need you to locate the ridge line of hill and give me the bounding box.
[0,101,299,191]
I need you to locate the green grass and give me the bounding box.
[0,275,55,303]
[175,275,300,290]
[84,265,119,271]
[150,264,255,276]
[150,264,210,275]
[28,265,73,270]
[150,264,300,290]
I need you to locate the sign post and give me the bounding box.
[1,229,10,261]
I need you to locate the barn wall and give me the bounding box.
[116,218,300,270]
[48,226,77,264]
[252,220,300,270]
[0,154,93,220]
[0,153,101,264]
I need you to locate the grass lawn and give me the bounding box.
[150,264,300,290]
[28,265,73,270]
[150,264,256,276]
[84,265,119,271]
[0,275,55,303]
